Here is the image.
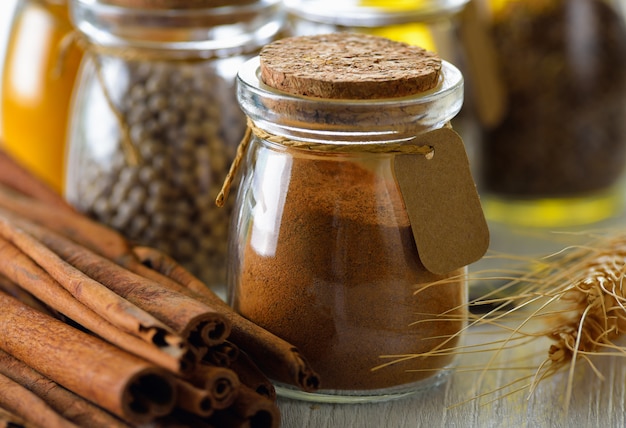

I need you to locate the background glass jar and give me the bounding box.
[474,0,626,227]
[228,54,479,403]
[65,0,284,291]
[283,0,468,52]
[1,0,82,194]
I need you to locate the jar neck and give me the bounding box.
[236,57,464,144]
[70,0,285,58]
[284,0,469,26]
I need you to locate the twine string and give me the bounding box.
[89,50,142,166]
[51,30,79,80]
[215,118,435,207]
[215,126,252,207]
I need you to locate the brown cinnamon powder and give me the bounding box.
[232,156,465,390]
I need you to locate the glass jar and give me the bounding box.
[476,0,626,227]
[64,0,284,291]
[1,0,83,193]
[227,33,489,403]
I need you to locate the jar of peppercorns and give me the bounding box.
[64,0,285,292]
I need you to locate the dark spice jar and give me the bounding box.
[64,0,285,290]
[476,0,626,227]
[226,33,490,402]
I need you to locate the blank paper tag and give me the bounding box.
[394,127,489,275]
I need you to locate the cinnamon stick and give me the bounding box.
[151,410,216,428]
[1,214,232,354]
[0,274,54,316]
[0,149,71,211]
[204,341,240,367]
[0,238,188,373]
[173,378,215,418]
[0,407,33,428]
[132,246,321,392]
[0,291,176,424]
[0,184,132,264]
[230,351,277,401]
[207,385,280,428]
[0,349,131,428]
[0,213,183,353]
[187,363,241,411]
[0,371,78,428]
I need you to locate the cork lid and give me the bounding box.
[259,33,442,100]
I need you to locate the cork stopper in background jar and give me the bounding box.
[259,33,442,99]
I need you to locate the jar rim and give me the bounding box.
[283,0,470,26]
[70,0,284,56]
[237,56,464,144]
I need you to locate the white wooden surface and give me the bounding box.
[2,1,626,426]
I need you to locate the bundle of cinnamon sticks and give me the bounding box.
[0,149,320,428]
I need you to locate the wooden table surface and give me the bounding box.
[2,2,626,426]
